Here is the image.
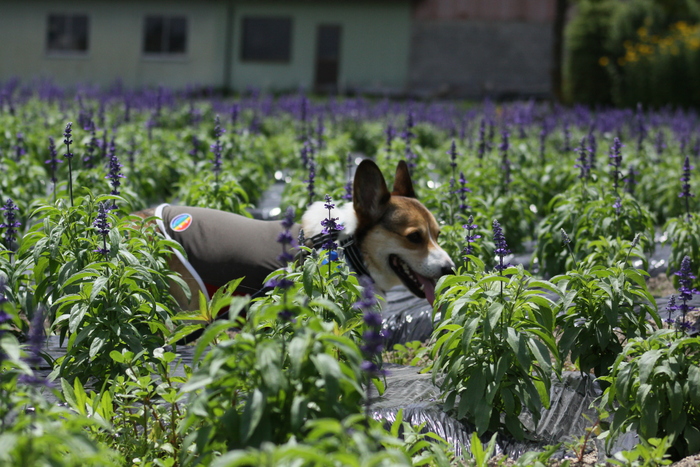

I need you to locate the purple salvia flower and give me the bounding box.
[613,197,622,216]
[18,307,53,389]
[477,119,487,165]
[654,131,666,162]
[680,154,694,221]
[457,172,471,213]
[492,219,510,273]
[0,198,21,251]
[354,276,386,378]
[448,139,459,194]
[300,139,312,169]
[316,115,325,150]
[23,308,45,368]
[14,132,26,162]
[675,256,698,325]
[320,195,344,252]
[306,159,316,206]
[105,138,124,209]
[574,136,590,181]
[230,102,239,127]
[211,115,225,184]
[385,123,396,158]
[403,110,416,173]
[665,294,678,328]
[624,165,639,196]
[561,228,577,267]
[635,103,647,153]
[45,136,62,185]
[83,121,97,169]
[249,111,261,134]
[499,128,512,193]
[63,122,75,205]
[63,122,73,159]
[277,206,296,264]
[562,120,571,153]
[588,128,597,171]
[270,206,297,321]
[93,202,111,256]
[123,97,131,123]
[463,216,481,258]
[127,136,137,173]
[609,137,624,193]
[190,135,201,161]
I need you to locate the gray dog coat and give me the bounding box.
[155,204,301,300]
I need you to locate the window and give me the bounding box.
[241,17,292,62]
[46,14,89,53]
[143,16,187,54]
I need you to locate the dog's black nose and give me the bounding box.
[441,265,455,276]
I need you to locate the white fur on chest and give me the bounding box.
[301,202,358,239]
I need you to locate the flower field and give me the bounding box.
[1,80,700,466]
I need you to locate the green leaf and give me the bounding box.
[640,391,660,439]
[506,327,531,371]
[109,350,124,364]
[638,349,661,384]
[687,366,700,408]
[685,425,700,455]
[470,432,485,465]
[485,301,504,335]
[474,400,492,436]
[312,353,341,402]
[61,378,78,410]
[240,388,265,443]
[89,276,109,303]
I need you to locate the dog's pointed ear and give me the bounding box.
[354,159,391,224]
[392,160,416,198]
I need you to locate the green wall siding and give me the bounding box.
[230,1,411,92]
[0,1,227,88]
[0,0,410,92]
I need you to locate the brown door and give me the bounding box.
[314,25,341,93]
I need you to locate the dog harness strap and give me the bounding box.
[155,203,211,301]
[339,236,373,280]
[306,231,372,281]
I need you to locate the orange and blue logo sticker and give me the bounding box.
[170,213,192,232]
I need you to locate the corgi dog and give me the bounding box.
[302,159,454,305]
[136,159,454,315]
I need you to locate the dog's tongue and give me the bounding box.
[416,273,436,306]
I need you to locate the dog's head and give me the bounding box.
[353,160,455,305]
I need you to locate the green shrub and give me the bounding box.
[600,330,700,459]
[564,0,618,106]
[430,261,560,440]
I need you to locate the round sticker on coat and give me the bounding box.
[170,213,193,232]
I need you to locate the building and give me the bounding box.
[409,0,555,98]
[0,0,555,98]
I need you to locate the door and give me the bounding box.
[314,25,341,93]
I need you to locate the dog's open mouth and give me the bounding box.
[389,254,437,306]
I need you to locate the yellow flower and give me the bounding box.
[598,56,610,66]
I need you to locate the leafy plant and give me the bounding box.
[430,260,560,439]
[179,284,368,464]
[600,330,700,459]
[553,262,660,377]
[664,213,700,288]
[609,437,673,467]
[25,194,183,383]
[0,286,123,466]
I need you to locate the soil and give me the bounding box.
[647,273,678,298]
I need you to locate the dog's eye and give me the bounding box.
[406,232,423,244]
